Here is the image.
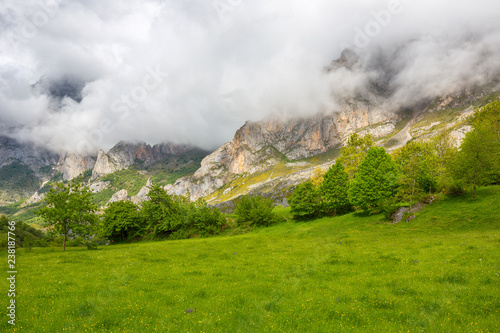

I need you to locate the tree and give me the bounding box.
[453,127,494,198]
[234,195,281,227]
[348,147,398,212]
[451,101,500,197]
[289,182,322,220]
[432,132,458,193]
[189,198,226,236]
[37,179,98,251]
[469,101,500,183]
[101,201,143,242]
[140,185,185,237]
[473,101,500,143]
[320,161,351,216]
[338,133,374,179]
[393,141,438,204]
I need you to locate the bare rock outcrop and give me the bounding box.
[131,178,152,205]
[91,141,206,179]
[92,149,121,179]
[89,181,110,193]
[56,154,96,180]
[107,189,129,205]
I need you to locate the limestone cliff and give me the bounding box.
[56,154,96,180]
[164,103,399,200]
[92,149,121,179]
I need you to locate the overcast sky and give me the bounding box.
[1,0,500,154]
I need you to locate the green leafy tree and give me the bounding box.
[235,195,281,227]
[473,101,500,143]
[289,182,322,220]
[348,147,398,212]
[453,127,494,198]
[393,141,438,203]
[189,198,226,236]
[469,101,500,182]
[310,167,326,186]
[141,185,185,237]
[36,179,98,251]
[432,132,459,194]
[101,201,143,242]
[451,102,500,197]
[320,161,351,216]
[338,133,374,179]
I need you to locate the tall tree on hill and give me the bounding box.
[348,147,398,212]
[320,161,351,216]
[37,179,97,251]
[338,133,374,179]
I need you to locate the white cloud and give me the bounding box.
[1,0,499,153]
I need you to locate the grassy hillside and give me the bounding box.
[2,187,499,332]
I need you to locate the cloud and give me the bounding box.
[1,0,500,154]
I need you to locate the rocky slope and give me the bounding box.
[164,103,399,200]
[0,136,59,173]
[91,141,200,179]
[0,136,59,204]
[165,85,500,203]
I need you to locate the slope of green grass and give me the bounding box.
[2,187,499,332]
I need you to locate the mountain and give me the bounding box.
[2,48,500,218]
[0,138,209,208]
[164,83,500,205]
[0,136,59,204]
[92,141,199,179]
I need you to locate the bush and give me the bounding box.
[235,195,282,227]
[289,182,322,220]
[66,236,84,247]
[445,182,465,197]
[378,197,400,220]
[101,201,144,243]
[189,199,226,237]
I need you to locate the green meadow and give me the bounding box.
[2,187,500,332]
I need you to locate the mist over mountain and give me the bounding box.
[1,0,500,154]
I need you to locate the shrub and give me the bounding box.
[235,195,282,227]
[289,182,321,220]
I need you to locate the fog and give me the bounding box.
[1,0,499,153]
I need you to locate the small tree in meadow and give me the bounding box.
[37,179,98,251]
[235,195,280,227]
[348,147,398,213]
[338,133,374,179]
[189,198,226,236]
[289,182,322,220]
[141,185,186,237]
[101,201,144,242]
[320,161,351,216]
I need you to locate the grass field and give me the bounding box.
[2,187,500,332]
